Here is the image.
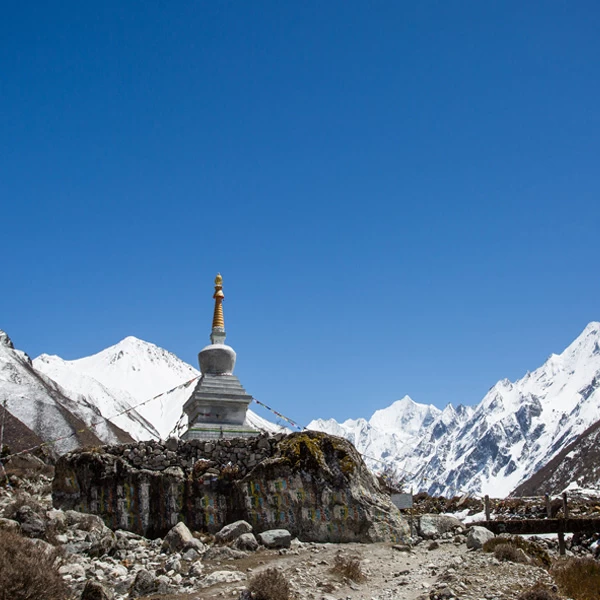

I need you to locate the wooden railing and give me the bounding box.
[473,492,600,555]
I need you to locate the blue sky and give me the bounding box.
[2,2,599,428]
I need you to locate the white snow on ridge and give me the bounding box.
[35,337,200,440]
[34,354,161,441]
[68,336,200,403]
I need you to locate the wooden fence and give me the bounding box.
[472,492,600,555]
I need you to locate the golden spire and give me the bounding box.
[212,273,225,330]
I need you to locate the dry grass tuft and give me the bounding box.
[493,542,529,564]
[248,567,292,600]
[0,529,69,600]
[518,582,561,600]
[483,535,551,567]
[551,556,600,600]
[330,553,366,582]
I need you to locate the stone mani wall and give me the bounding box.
[52,431,409,543]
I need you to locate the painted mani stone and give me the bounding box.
[52,431,410,543]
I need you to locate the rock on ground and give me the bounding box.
[80,580,114,600]
[162,521,206,553]
[258,528,292,548]
[234,532,259,551]
[418,514,465,539]
[466,525,495,549]
[215,519,252,543]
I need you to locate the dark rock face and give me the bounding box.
[52,431,409,543]
[80,581,114,600]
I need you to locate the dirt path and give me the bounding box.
[146,538,555,600]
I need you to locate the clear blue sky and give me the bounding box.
[2,2,599,428]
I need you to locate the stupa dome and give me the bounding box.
[198,343,236,375]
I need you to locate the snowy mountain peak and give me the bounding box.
[0,330,14,349]
[63,337,200,403]
[34,337,200,440]
[369,395,440,435]
[560,321,600,361]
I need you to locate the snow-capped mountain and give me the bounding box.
[308,396,454,476]
[6,321,599,496]
[310,322,600,497]
[35,337,199,440]
[33,352,161,441]
[34,336,284,440]
[0,331,133,454]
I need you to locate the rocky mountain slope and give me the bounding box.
[309,322,600,497]
[512,415,600,497]
[0,331,133,454]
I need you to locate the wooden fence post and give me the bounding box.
[484,495,490,521]
[545,493,551,518]
[562,492,569,518]
[558,532,566,556]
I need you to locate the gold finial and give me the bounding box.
[212,273,225,330]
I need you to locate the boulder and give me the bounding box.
[80,581,114,600]
[53,431,410,543]
[162,521,205,554]
[0,517,20,533]
[15,505,46,538]
[234,532,259,551]
[129,569,159,598]
[258,529,292,548]
[466,526,495,549]
[59,563,86,578]
[215,520,252,543]
[418,514,465,539]
[65,510,105,530]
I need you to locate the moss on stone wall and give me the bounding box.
[278,432,327,470]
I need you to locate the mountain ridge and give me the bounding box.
[309,321,600,496]
[3,322,600,497]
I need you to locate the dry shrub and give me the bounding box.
[330,553,366,582]
[248,568,291,600]
[219,462,240,480]
[483,535,551,567]
[493,542,529,564]
[551,557,600,600]
[518,582,560,600]
[0,529,69,600]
